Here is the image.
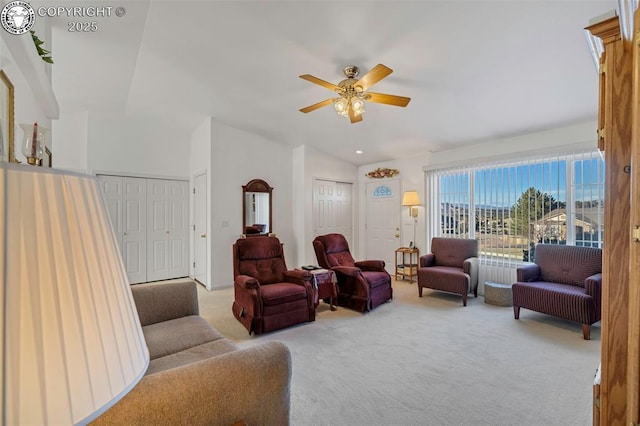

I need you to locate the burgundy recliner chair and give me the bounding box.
[312,233,392,312]
[232,236,315,335]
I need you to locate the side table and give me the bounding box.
[395,247,419,283]
[306,269,337,311]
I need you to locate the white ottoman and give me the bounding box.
[484,281,513,307]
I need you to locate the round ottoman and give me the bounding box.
[484,281,513,307]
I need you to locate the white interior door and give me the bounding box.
[167,180,189,279]
[147,180,169,282]
[147,179,189,282]
[122,178,147,284]
[313,179,353,246]
[365,179,401,272]
[193,172,207,286]
[98,175,147,284]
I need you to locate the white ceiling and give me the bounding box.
[47,0,616,166]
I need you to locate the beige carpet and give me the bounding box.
[194,279,600,426]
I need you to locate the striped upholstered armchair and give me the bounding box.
[512,244,602,340]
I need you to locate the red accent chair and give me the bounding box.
[312,233,392,312]
[418,237,479,306]
[512,244,602,340]
[232,236,315,335]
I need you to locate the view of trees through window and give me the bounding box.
[435,152,604,263]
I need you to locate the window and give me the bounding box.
[426,151,604,271]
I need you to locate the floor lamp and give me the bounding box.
[402,190,422,249]
[0,164,149,425]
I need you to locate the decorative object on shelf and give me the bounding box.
[365,167,399,179]
[402,190,422,248]
[30,30,53,64]
[44,146,52,167]
[0,70,15,163]
[20,122,47,165]
[0,163,149,425]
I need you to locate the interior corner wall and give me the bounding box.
[189,117,213,289]
[208,121,294,289]
[86,112,190,178]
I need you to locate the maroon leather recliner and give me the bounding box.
[232,236,315,334]
[312,233,392,312]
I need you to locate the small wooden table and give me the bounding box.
[395,247,420,283]
[306,269,337,311]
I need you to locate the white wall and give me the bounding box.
[52,111,88,172]
[86,112,190,178]
[207,121,294,289]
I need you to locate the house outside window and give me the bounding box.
[425,150,604,269]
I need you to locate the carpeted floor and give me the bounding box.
[194,279,600,426]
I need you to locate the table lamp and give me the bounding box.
[0,163,149,425]
[401,190,422,248]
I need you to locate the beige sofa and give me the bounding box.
[92,281,291,425]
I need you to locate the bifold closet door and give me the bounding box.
[147,179,189,282]
[98,176,147,284]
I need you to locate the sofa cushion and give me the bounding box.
[143,315,224,360]
[535,244,602,287]
[146,338,239,375]
[362,271,391,289]
[261,282,308,306]
[431,237,478,268]
[512,281,594,324]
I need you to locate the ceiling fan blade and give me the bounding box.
[299,98,336,113]
[349,107,363,124]
[299,74,340,91]
[354,64,393,91]
[366,92,411,107]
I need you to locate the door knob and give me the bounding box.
[166,230,170,234]
[123,232,127,236]
[395,233,400,238]
[396,227,400,231]
[201,234,206,238]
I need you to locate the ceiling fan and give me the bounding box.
[299,64,411,124]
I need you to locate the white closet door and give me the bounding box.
[99,176,123,247]
[147,179,170,282]
[147,179,189,282]
[313,179,353,246]
[122,178,147,284]
[167,180,189,278]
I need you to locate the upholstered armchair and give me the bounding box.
[312,233,392,312]
[232,236,315,335]
[512,244,602,339]
[418,237,479,306]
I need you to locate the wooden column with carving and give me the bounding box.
[586,14,634,426]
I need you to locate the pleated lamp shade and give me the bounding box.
[0,164,149,425]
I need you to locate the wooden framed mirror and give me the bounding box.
[242,179,273,235]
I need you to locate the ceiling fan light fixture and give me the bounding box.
[334,97,349,117]
[351,97,365,115]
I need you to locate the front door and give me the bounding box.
[365,179,401,273]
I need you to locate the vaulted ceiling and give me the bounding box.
[48,0,616,165]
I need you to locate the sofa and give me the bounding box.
[512,243,602,340]
[92,281,292,425]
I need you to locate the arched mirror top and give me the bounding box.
[242,179,273,236]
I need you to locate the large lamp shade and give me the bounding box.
[0,164,149,425]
